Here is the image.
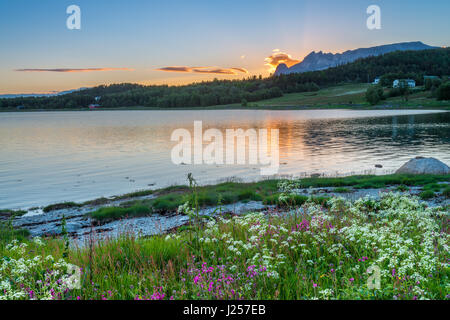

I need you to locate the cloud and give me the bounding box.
[156,66,193,73]
[15,68,134,73]
[264,50,300,71]
[156,66,248,75]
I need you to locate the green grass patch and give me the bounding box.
[396,185,409,192]
[423,183,445,192]
[43,202,82,213]
[263,194,329,207]
[297,174,449,189]
[419,190,436,200]
[442,186,450,198]
[0,209,27,218]
[84,174,449,222]
[90,204,153,222]
[334,187,351,193]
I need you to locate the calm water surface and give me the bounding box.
[0,109,449,209]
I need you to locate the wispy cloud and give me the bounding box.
[264,50,300,71]
[15,68,134,73]
[156,66,248,75]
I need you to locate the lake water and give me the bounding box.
[0,109,449,209]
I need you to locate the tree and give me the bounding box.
[424,78,433,90]
[437,82,450,100]
[365,85,384,105]
[398,80,410,101]
[241,99,248,107]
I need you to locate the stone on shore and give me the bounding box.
[395,157,450,175]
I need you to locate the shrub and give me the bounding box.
[419,190,435,200]
[396,185,409,192]
[365,85,384,105]
[436,82,450,100]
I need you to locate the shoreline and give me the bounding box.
[4,173,449,242]
[1,104,449,113]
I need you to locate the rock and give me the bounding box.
[310,173,321,178]
[396,157,450,175]
[375,164,383,168]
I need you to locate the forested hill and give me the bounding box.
[1,48,449,110]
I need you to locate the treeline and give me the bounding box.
[1,48,449,110]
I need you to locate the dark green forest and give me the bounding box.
[1,48,449,110]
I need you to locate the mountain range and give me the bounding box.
[0,87,88,99]
[275,41,439,76]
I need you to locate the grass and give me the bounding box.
[0,226,30,242]
[43,202,82,213]
[443,186,450,198]
[1,192,448,300]
[29,174,449,222]
[419,190,436,200]
[79,174,449,221]
[423,183,446,192]
[333,187,351,193]
[257,84,370,107]
[89,204,153,222]
[0,209,27,218]
[396,185,409,192]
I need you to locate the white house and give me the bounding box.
[393,79,416,88]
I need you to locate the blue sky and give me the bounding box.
[0,0,449,93]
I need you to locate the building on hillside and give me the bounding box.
[424,75,440,81]
[393,79,416,88]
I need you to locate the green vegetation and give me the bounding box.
[1,191,448,300]
[90,204,152,222]
[20,174,446,223]
[0,216,30,242]
[366,85,385,105]
[0,209,27,218]
[2,48,449,110]
[419,190,436,200]
[83,174,449,222]
[423,183,445,192]
[396,185,409,192]
[291,174,449,189]
[334,187,351,193]
[443,186,450,198]
[43,202,81,213]
[437,82,450,101]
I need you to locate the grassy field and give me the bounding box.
[0,189,448,300]
[256,84,450,109]
[257,84,370,107]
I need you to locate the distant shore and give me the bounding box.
[1,104,449,112]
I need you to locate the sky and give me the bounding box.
[0,0,449,94]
